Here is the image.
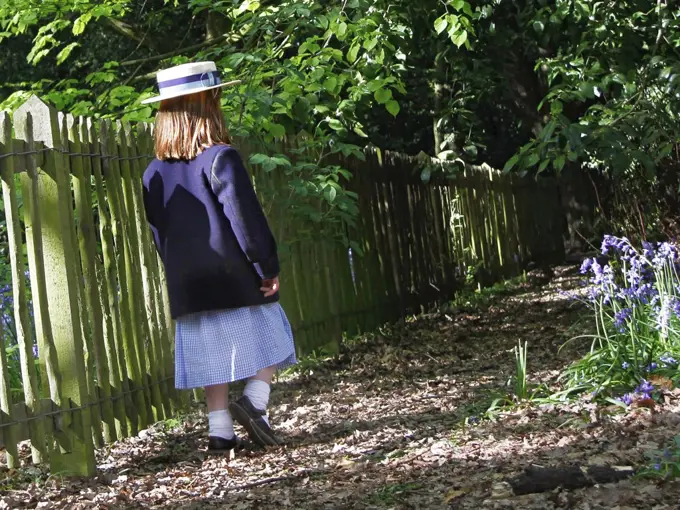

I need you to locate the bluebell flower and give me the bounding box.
[636,379,654,394]
[32,344,38,359]
[660,354,678,366]
[622,361,630,369]
[601,235,630,255]
[614,308,632,332]
[601,236,615,255]
[654,463,661,471]
[621,393,634,406]
[648,362,658,372]
[673,300,680,319]
[580,258,594,274]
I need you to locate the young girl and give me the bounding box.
[141,61,296,452]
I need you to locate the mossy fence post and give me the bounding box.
[14,97,96,476]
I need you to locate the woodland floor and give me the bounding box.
[2,265,680,509]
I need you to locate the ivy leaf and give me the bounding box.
[271,155,292,167]
[386,100,400,117]
[463,144,477,158]
[73,13,92,36]
[363,38,378,51]
[336,22,348,37]
[451,30,468,48]
[56,42,79,65]
[366,81,383,94]
[434,17,448,35]
[374,88,392,104]
[262,159,277,172]
[268,123,286,138]
[249,153,269,165]
[323,76,338,93]
[451,0,465,10]
[328,119,344,130]
[503,154,519,173]
[347,41,360,63]
[325,185,337,203]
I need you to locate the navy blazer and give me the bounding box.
[142,144,280,318]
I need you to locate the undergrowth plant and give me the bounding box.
[562,235,680,401]
[514,340,529,401]
[640,436,680,480]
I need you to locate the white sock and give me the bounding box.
[244,379,271,425]
[208,409,235,440]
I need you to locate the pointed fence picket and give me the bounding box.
[0,96,565,475]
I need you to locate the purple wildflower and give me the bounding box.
[601,235,630,255]
[32,344,38,359]
[636,379,654,394]
[580,258,593,274]
[621,361,630,369]
[648,362,658,372]
[660,354,678,366]
[654,463,662,470]
[614,308,632,332]
[621,393,634,406]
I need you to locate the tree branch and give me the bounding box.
[104,18,146,45]
[119,34,231,67]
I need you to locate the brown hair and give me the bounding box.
[154,89,230,160]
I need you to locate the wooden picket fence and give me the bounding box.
[258,149,565,354]
[0,95,565,476]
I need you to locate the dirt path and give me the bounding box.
[3,266,680,509]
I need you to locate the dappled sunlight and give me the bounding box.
[6,267,675,508]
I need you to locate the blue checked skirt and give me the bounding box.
[174,303,297,389]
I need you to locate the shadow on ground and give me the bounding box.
[6,265,680,509]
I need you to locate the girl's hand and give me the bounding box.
[260,277,280,297]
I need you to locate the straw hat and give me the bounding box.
[141,61,240,104]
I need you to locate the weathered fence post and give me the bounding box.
[14,96,96,476]
[3,111,48,465]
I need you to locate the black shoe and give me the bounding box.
[207,435,247,454]
[229,396,280,447]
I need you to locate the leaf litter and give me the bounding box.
[2,265,680,509]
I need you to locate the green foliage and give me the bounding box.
[278,347,335,378]
[434,0,475,49]
[500,1,680,179]
[640,436,680,480]
[0,0,411,242]
[514,340,529,401]
[562,236,680,398]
